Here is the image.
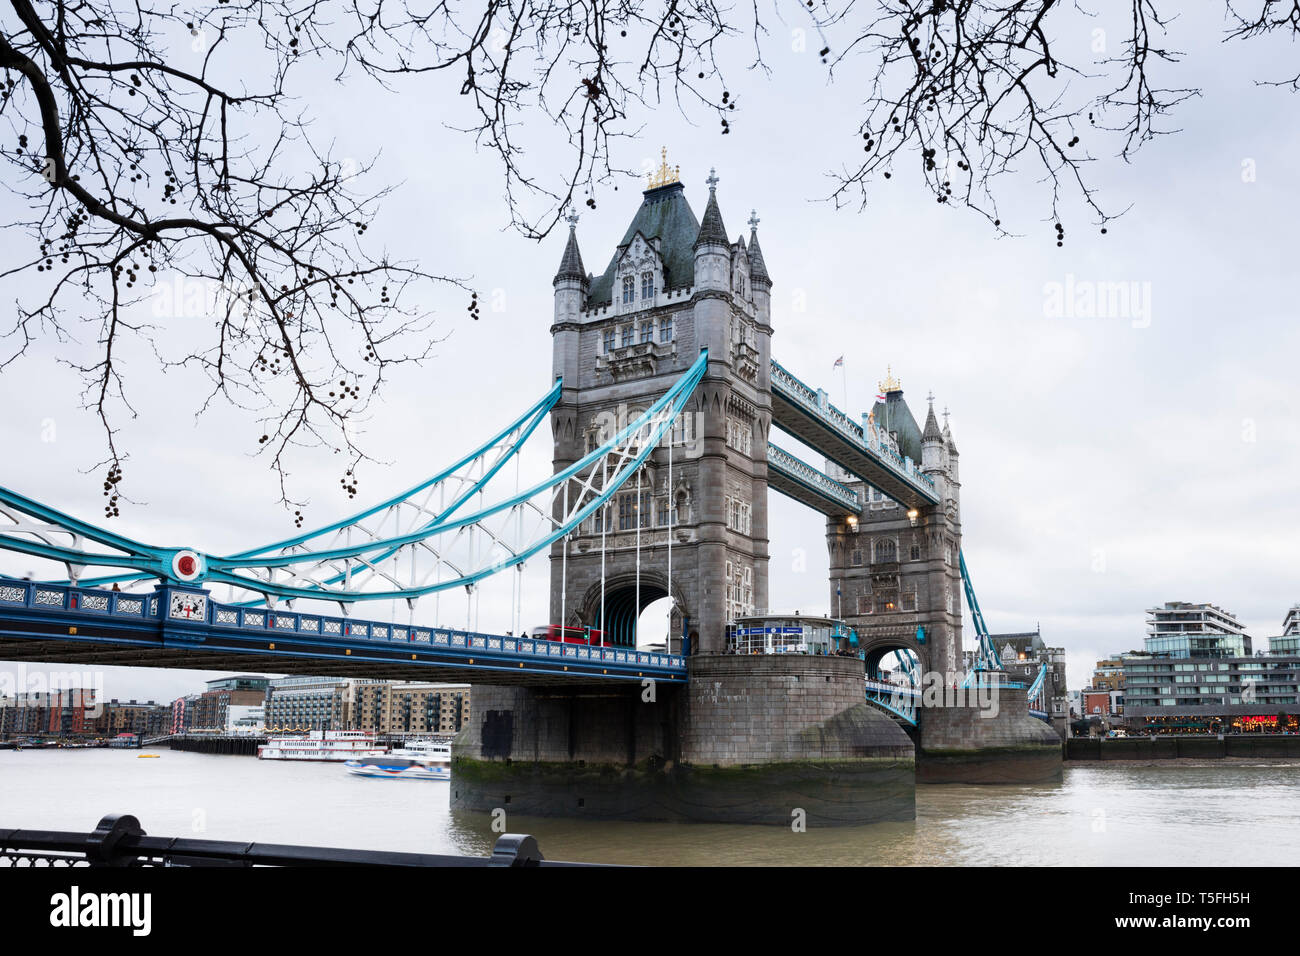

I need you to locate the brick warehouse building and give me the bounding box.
[0,692,169,739]
[190,676,269,731]
[354,682,471,735]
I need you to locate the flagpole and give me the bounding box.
[832,355,847,412]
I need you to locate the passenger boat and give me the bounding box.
[257,729,388,762]
[344,740,451,780]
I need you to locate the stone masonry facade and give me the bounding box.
[827,390,964,678]
[682,654,913,763]
[550,172,772,653]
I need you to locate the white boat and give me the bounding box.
[257,730,388,762]
[344,740,451,780]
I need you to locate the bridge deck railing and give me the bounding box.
[0,578,686,675]
[864,678,921,699]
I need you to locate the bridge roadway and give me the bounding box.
[768,358,940,512]
[0,577,686,687]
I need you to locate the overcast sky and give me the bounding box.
[1,3,1297,702]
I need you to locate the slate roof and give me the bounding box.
[871,392,924,464]
[585,182,701,309]
[922,404,943,443]
[748,228,770,283]
[695,186,729,248]
[553,226,587,285]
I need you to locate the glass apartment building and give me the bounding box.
[1144,602,1252,658]
[1124,656,1300,709]
[1269,605,1300,655]
[1124,603,1300,733]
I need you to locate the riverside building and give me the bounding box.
[191,676,270,732]
[1143,601,1251,658]
[1270,605,1300,655]
[354,682,471,736]
[1123,602,1300,734]
[263,676,366,732]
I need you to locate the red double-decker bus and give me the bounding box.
[530,625,611,647]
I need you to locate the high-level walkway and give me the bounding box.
[768,358,940,513]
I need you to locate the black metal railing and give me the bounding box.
[0,813,602,867]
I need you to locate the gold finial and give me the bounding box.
[879,365,902,393]
[647,147,681,189]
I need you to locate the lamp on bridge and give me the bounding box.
[907,509,919,528]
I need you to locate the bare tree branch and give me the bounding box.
[1,0,1296,517]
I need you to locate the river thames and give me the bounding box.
[4,749,1299,865]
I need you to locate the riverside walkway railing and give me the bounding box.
[0,814,604,868]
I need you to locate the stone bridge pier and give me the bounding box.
[451,655,915,826]
[915,683,1063,784]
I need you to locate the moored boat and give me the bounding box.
[258,729,388,762]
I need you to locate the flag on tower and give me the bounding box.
[832,355,844,370]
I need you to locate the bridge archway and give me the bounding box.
[636,596,674,648]
[580,572,688,649]
[862,633,928,683]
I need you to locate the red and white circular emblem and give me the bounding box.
[171,550,203,582]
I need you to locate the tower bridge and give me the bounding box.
[0,156,1060,824]
[542,161,964,682]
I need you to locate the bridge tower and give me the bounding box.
[549,158,772,653]
[827,379,964,678]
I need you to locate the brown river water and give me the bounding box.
[3,749,1298,865]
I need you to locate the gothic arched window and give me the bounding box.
[874,538,897,564]
[641,272,655,299]
[622,275,635,304]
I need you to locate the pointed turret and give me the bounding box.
[552,219,588,287]
[695,170,730,249]
[747,214,771,286]
[921,394,944,473]
[922,402,943,444]
[747,209,772,331]
[552,209,588,386]
[942,407,960,488]
[693,168,731,298]
[692,166,733,357]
